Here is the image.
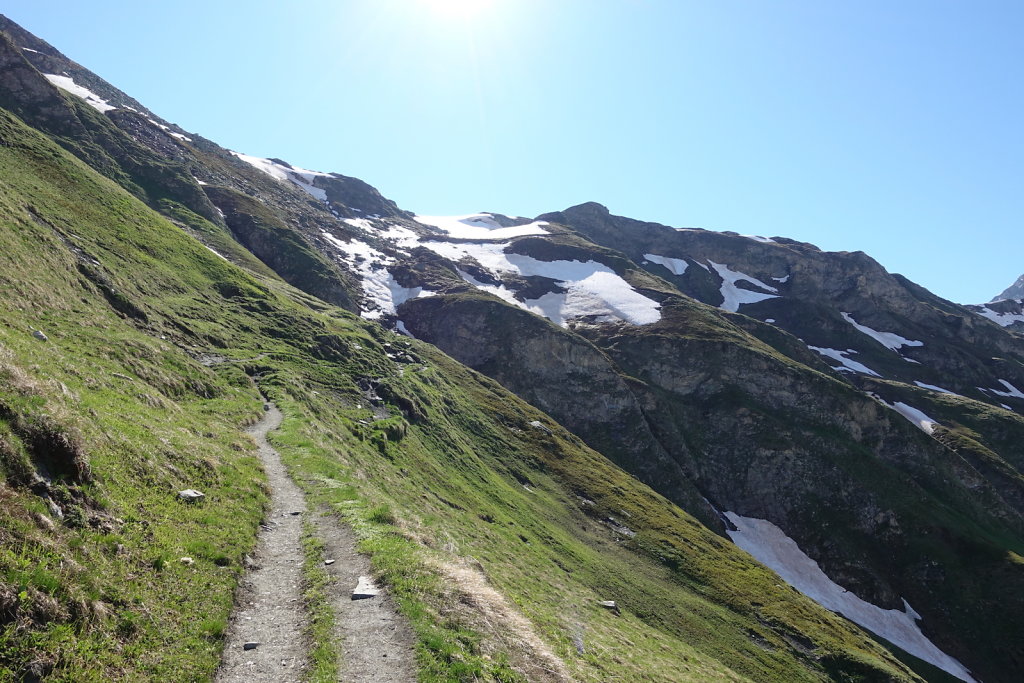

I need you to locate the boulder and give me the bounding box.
[178,489,205,502]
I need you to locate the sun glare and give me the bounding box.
[420,0,495,19]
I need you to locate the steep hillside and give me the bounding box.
[0,53,932,683]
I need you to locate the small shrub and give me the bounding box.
[367,504,396,525]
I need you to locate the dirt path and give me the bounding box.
[313,512,417,682]
[217,401,416,682]
[217,403,309,682]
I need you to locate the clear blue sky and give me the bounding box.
[5,1,1022,303]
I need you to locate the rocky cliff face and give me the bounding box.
[382,207,1024,679]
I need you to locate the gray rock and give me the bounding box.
[528,420,552,434]
[32,329,48,341]
[178,489,205,502]
[352,575,380,600]
[46,498,63,520]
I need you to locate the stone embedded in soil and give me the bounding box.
[243,642,259,651]
[178,489,205,502]
[528,420,552,434]
[352,576,380,600]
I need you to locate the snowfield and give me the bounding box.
[422,240,661,326]
[725,513,976,682]
[321,231,433,318]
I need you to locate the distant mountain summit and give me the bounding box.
[994,273,1024,302]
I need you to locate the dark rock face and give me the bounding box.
[546,202,1024,405]
[965,298,1024,333]
[397,293,720,522]
[0,31,86,138]
[317,173,408,220]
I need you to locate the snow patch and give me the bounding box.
[145,117,191,142]
[413,213,549,240]
[840,312,923,352]
[772,274,790,283]
[204,246,228,261]
[230,152,330,202]
[974,304,1024,327]
[43,74,115,113]
[879,399,939,434]
[321,231,433,318]
[990,379,1024,400]
[374,224,422,249]
[725,513,976,682]
[741,234,775,243]
[707,261,779,312]
[22,47,41,54]
[806,346,881,377]
[914,381,958,396]
[344,218,375,231]
[644,253,688,276]
[395,321,415,338]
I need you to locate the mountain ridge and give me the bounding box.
[1,14,1021,682]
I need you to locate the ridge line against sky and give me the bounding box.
[4,0,1022,304]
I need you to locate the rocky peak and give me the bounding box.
[0,14,154,120]
[994,273,1024,302]
[318,173,408,219]
[0,30,85,134]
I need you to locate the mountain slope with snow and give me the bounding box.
[2,13,1024,683]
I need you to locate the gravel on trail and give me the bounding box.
[216,402,416,682]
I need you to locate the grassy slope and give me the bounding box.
[0,107,921,681]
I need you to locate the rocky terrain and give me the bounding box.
[994,273,1024,302]
[1,13,1023,682]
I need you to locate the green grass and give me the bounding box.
[301,520,338,682]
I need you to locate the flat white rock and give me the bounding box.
[352,576,380,600]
